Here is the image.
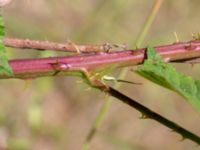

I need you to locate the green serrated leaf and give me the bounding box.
[136,47,200,112]
[0,15,13,76]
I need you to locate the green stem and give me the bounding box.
[134,0,163,47]
[82,0,163,149]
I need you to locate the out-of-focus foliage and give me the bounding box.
[0,16,12,75]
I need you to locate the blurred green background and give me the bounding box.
[1,0,200,149]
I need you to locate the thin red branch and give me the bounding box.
[1,40,200,79]
[3,37,122,53]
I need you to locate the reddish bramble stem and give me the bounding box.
[2,40,200,79]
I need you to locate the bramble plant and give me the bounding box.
[1,1,200,149]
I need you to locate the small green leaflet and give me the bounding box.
[136,47,200,112]
[0,15,13,75]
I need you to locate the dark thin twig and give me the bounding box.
[105,86,200,144]
[180,57,200,64]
